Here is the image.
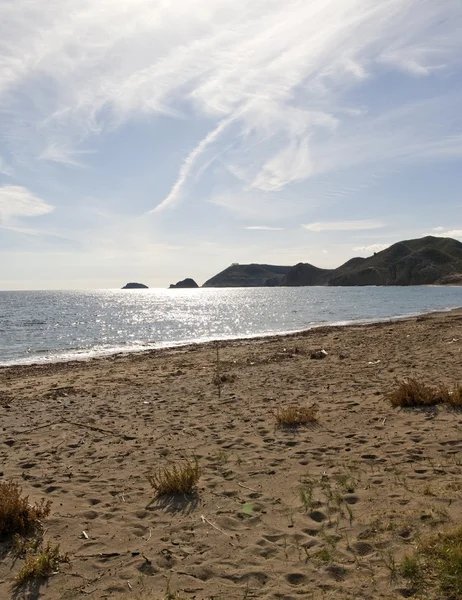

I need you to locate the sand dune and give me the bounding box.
[1,309,461,599]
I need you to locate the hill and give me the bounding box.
[202,264,291,287]
[323,236,462,286]
[203,237,462,287]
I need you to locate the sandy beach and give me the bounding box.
[1,308,461,600]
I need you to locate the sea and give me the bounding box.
[0,287,461,367]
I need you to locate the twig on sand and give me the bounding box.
[61,418,118,435]
[200,515,230,536]
[237,482,257,492]
[21,421,63,434]
[75,552,122,558]
[20,418,135,439]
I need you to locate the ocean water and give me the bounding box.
[0,287,461,366]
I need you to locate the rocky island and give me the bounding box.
[122,282,149,289]
[169,278,199,289]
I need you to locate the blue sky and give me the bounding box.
[0,0,461,289]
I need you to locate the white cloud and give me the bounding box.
[445,230,462,239]
[422,228,462,241]
[0,185,54,221]
[354,243,390,253]
[245,225,285,231]
[302,220,385,232]
[0,0,461,209]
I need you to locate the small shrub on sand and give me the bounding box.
[212,372,236,387]
[387,379,440,407]
[275,404,318,427]
[388,379,462,408]
[147,458,200,496]
[14,541,69,584]
[0,481,51,539]
[439,383,462,408]
[402,526,462,598]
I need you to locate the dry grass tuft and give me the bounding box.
[14,541,69,584]
[147,458,201,496]
[387,379,439,407]
[0,481,51,539]
[440,383,462,408]
[275,404,318,427]
[388,379,462,408]
[212,372,236,386]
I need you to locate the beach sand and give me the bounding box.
[1,309,461,599]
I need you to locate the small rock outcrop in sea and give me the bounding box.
[122,282,149,289]
[169,278,199,289]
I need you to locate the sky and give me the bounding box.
[0,0,461,290]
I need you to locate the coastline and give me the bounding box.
[2,304,461,370]
[1,307,461,599]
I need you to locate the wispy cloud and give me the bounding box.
[302,220,385,232]
[37,142,94,167]
[245,225,285,231]
[150,115,235,213]
[0,185,54,221]
[0,223,74,242]
[209,189,306,221]
[0,156,13,176]
[1,0,461,211]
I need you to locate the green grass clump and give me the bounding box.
[15,541,69,584]
[402,526,462,598]
[400,554,422,590]
[0,481,51,539]
[275,404,318,427]
[147,458,201,496]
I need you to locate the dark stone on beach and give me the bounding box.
[310,349,328,359]
[122,282,148,289]
[169,278,199,289]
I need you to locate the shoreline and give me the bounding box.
[1,307,461,599]
[1,304,461,371]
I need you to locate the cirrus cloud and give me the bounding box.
[302,220,385,232]
[0,0,461,214]
[245,225,285,231]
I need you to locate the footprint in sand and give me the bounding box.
[286,573,308,586]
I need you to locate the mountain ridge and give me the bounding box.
[202,236,462,287]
